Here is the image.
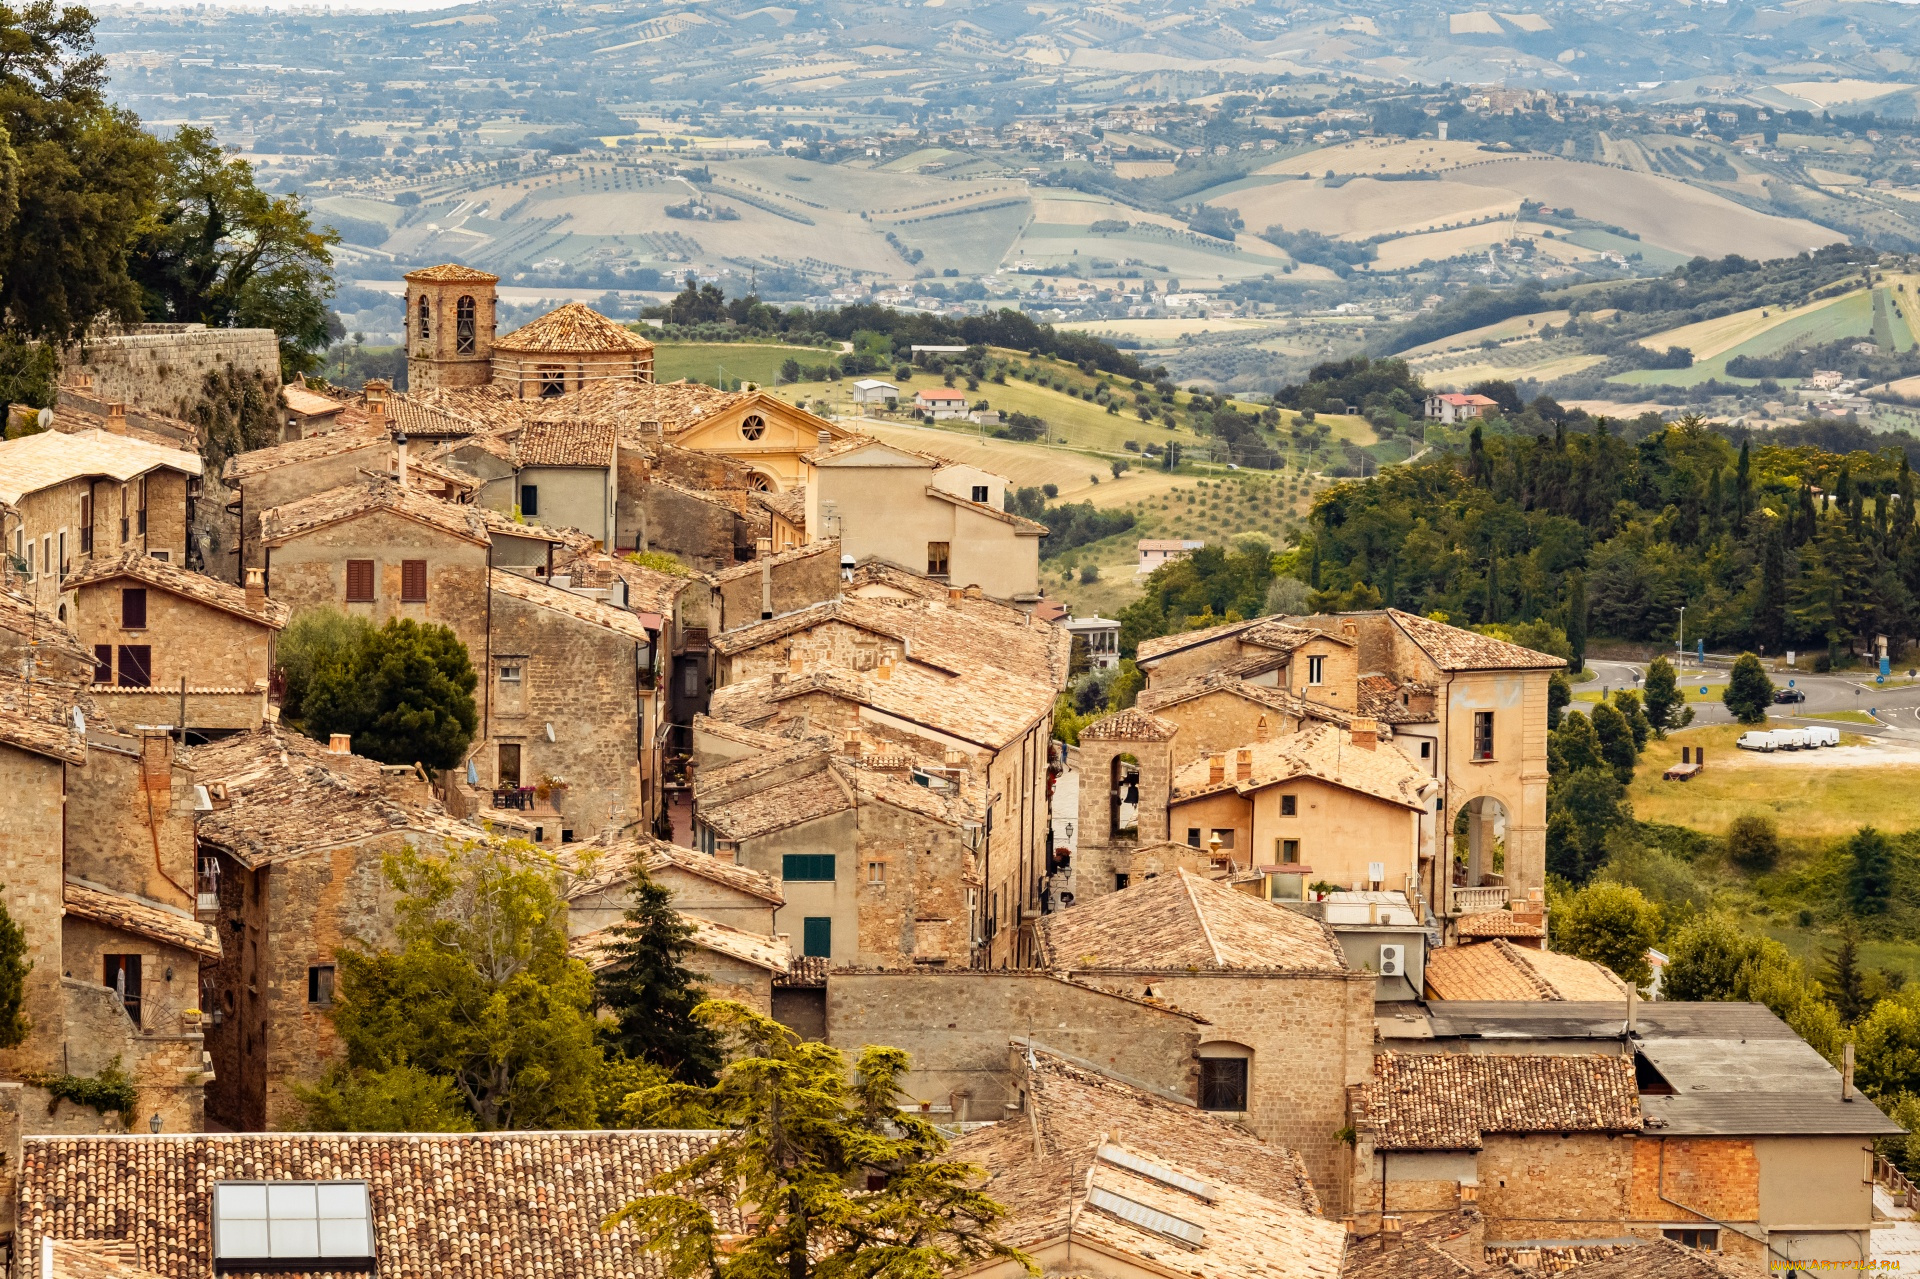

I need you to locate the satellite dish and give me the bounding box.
[35,407,52,430]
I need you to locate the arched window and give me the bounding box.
[748,473,774,492]
[1109,752,1139,838]
[740,414,766,441]
[417,294,431,341]
[456,295,476,354]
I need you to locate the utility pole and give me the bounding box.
[1677,606,1686,669]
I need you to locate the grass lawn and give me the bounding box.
[1796,709,1879,725]
[1574,684,1719,704]
[652,342,834,388]
[1628,723,1916,838]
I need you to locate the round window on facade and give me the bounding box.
[740,414,766,441]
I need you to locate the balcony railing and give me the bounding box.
[1450,885,1511,916]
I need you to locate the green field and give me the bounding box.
[1611,289,1877,387]
[651,342,835,388]
[1626,724,1914,839]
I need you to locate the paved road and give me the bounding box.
[1584,657,1920,739]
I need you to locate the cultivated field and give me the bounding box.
[1613,289,1876,387]
[1399,309,1570,357]
[1627,724,1920,838]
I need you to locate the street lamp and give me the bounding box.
[1677,606,1686,667]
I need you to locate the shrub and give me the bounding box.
[1724,813,1782,873]
[1552,881,1659,989]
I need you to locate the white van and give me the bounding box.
[1772,728,1810,751]
[1736,731,1775,752]
[1805,725,1842,748]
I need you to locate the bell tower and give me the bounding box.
[402,263,499,393]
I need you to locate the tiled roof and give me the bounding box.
[777,954,828,987]
[953,1049,1339,1276]
[712,658,1055,753]
[475,507,580,546]
[0,429,202,505]
[1362,1051,1641,1151]
[698,770,854,841]
[516,419,617,468]
[1453,908,1548,940]
[1137,672,1352,726]
[1547,1239,1766,1278]
[752,485,807,527]
[383,394,496,439]
[19,1130,735,1279]
[259,478,491,548]
[1078,707,1181,742]
[1170,723,1432,810]
[1240,617,1346,652]
[391,452,481,496]
[493,302,655,354]
[1424,938,1628,1002]
[559,837,783,906]
[557,551,695,618]
[1135,616,1264,663]
[691,712,796,754]
[489,570,654,642]
[65,553,289,628]
[222,427,388,481]
[1339,1234,1479,1279]
[841,759,984,828]
[189,729,464,870]
[63,878,220,959]
[404,262,500,282]
[46,1239,168,1279]
[0,671,89,764]
[1037,869,1350,974]
[1387,608,1567,671]
[1357,674,1436,724]
[707,539,838,585]
[571,913,791,974]
[280,384,346,417]
[921,486,1048,535]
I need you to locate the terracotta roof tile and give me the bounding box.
[222,427,389,481]
[515,419,617,468]
[558,836,783,905]
[1363,1051,1641,1151]
[0,430,202,506]
[777,954,828,987]
[493,302,655,354]
[922,486,1047,535]
[65,553,289,628]
[752,485,807,527]
[1546,1238,1766,1278]
[403,263,500,282]
[572,912,791,974]
[698,770,855,841]
[1038,869,1349,973]
[0,671,89,763]
[259,479,491,548]
[63,878,220,959]
[1357,674,1436,724]
[1135,616,1265,663]
[1388,608,1567,671]
[279,384,344,417]
[1340,1235,1479,1279]
[707,539,839,585]
[1453,908,1549,941]
[46,1239,169,1279]
[1078,707,1181,741]
[1170,723,1432,810]
[489,569,654,642]
[1424,940,1627,1002]
[19,1130,735,1279]
[1138,673,1352,725]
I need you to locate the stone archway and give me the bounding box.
[1453,794,1510,890]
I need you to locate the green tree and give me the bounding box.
[302,617,478,770]
[1612,689,1650,752]
[293,1062,476,1133]
[594,869,724,1086]
[1820,928,1876,1025]
[1847,825,1896,917]
[1661,913,1842,1060]
[272,606,371,727]
[1641,655,1680,738]
[323,835,642,1130]
[609,1001,1030,1279]
[1721,652,1773,725]
[1565,572,1587,675]
[0,891,31,1048]
[130,126,340,377]
[1552,881,1659,990]
[1857,989,1920,1099]
[1588,699,1636,784]
[1547,670,1571,731]
[1546,765,1629,884]
[1722,812,1781,873]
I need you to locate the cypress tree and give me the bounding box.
[1734,438,1751,532]
[594,869,724,1086]
[1566,573,1587,676]
[1758,530,1787,655]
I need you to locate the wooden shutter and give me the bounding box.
[117,645,151,688]
[121,588,147,629]
[93,645,112,684]
[345,559,375,602]
[401,559,428,602]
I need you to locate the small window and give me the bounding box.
[1185,827,1201,848]
[121,587,148,629]
[79,495,92,552]
[784,853,836,881]
[1280,794,1297,817]
[93,645,112,684]
[400,560,427,603]
[1307,655,1325,685]
[499,664,523,683]
[1473,711,1495,761]
[740,414,766,441]
[1420,741,1432,759]
[117,645,152,688]
[867,861,886,884]
[1209,829,1235,851]
[1198,1057,1249,1112]
[456,294,476,355]
[1280,838,1300,864]
[970,484,988,503]
[104,954,142,1025]
[802,917,832,958]
[1114,873,1130,891]
[560,828,573,843]
[307,965,335,1005]
[417,292,431,340]
[345,560,375,603]
[680,658,700,698]
[1662,1228,1719,1251]
[212,1180,374,1268]
[520,484,539,517]
[538,367,565,398]
[927,541,950,576]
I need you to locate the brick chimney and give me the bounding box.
[364,378,391,405]
[948,586,964,603]
[1380,1217,1402,1247]
[105,403,127,434]
[1235,747,1252,781]
[328,733,351,754]
[368,399,385,427]
[1208,753,1225,786]
[755,537,772,558]
[1350,717,1378,750]
[395,431,409,489]
[817,429,831,450]
[1255,713,1270,742]
[244,567,266,612]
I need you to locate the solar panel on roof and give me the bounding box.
[1085,1186,1206,1248]
[1096,1144,1217,1201]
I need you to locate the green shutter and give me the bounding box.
[802,917,831,958]
[782,854,835,881]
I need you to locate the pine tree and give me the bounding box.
[1642,654,1680,737]
[1848,826,1896,917]
[1734,438,1751,532]
[1821,929,1874,1024]
[1484,553,1500,624]
[595,869,724,1086]
[1589,700,1637,783]
[1565,572,1587,676]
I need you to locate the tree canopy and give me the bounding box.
[298,616,479,771]
[593,868,724,1086]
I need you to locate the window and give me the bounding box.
[212,1181,374,1270]
[1420,741,1432,759]
[560,828,573,843]
[117,645,151,688]
[455,295,476,354]
[345,560,375,603]
[121,587,147,630]
[784,854,836,881]
[499,664,523,683]
[1186,828,1201,848]
[1279,838,1300,864]
[136,478,147,535]
[867,861,886,884]
[1114,873,1130,891]
[1198,1057,1249,1111]
[104,954,142,1026]
[680,658,700,698]
[497,743,521,788]
[1662,1228,1719,1251]
[927,541,950,576]
[520,484,539,517]
[417,293,431,340]
[802,917,832,958]
[308,965,335,1005]
[1473,711,1495,761]
[970,484,988,503]
[1280,794,1297,817]
[40,536,49,577]
[22,538,30,579]
[79,495,92,552]
[1307,655,1325,685]
[93,645,112,684]
[740,414,766,441]
[538,366,566,397]
[1209,829,1235,850]
[400,560,427,603]
[120,486,129,543]
[56,531,64,578]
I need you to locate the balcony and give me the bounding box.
[1449,885,1511,916]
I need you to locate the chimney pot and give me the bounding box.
[1459,1183,1479,1203]
[1235,747,1252,781]
[244,567,266,610]
[756,536,772,557]
[817,429,831,449]
[104,403,127,434]
[1380,1216,1401,1246]
[369,400,385,424]
[1208,753,1225,785]
[948,586,963,602]
[1351,717,1378,750]
[328,733,351,755]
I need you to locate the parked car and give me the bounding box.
[1736,731,1776,752]
[1773,688,1806,704]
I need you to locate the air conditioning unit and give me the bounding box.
[1379,945,1405,977]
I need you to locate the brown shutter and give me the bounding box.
[345,560,375,602]
[401,559,428,602]
[93,645,112,684]
[117,645,151,688]
[121,587,147,629]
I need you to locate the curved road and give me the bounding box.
[1585,658,1920,740]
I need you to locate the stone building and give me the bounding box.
[0,428,203,611]
[64,552,287,736]
[709,539,844,631]
[189,728,469,1130]
[221,423,394,577]
[502,420,617,546]
[405,267,656,401]
[1032,869,1376,1211]
[560,836,783,936]
[401,263,502,393]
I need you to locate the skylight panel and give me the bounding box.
[1086,1185,1206,1247]
[213,1180,374,1271]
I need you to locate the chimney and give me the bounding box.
[328,733,351,755]
[1459,1183,1478,1204]
[948,586,963,603]
[1626,984,1638,1033]
[1351,717,1377,750]
[368,399,385,427]
[817,429,832,450]
[755,537,772,558]
[1380,1217,1402,1247]
[1208,753,1225,785]
[74,372,92,391]
[876,656,893,681]
[1844,1042,1856,1101]
[395,431,409,489]
[1255,714,1270,742]
[244,567,266,612]
[1235,747,1252,781]
[364,378,390,405]
[105,403,127,434]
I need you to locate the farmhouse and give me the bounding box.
[1136,537,1202,575]
[1425,391,1500,423]
[912,387,969,419]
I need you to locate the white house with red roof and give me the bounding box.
[1424,392,1500,424]
[913,387,970,419]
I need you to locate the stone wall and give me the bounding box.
[824,971,1200,1117]
[714,550,842,632]
[86,687,267,735]
[63,327,281,415]
[1072,732,1173,901]
[0,747,68,1077]
[688,949,773,1017]
[57,977,205,1134]
[70,580,273,703]
[231,439,390,573]
[63,735,197,910]
[1150,689,1285,760]
[626,483,749,572]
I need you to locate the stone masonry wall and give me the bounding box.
[63,328,281,416]
[71,580,272,699]
[0,748,68,1077]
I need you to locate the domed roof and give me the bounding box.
[492,302,654,355]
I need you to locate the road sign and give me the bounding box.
[1789,679,1796,687]
[1879,675,1886,684]
[1699,687,1708,695]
